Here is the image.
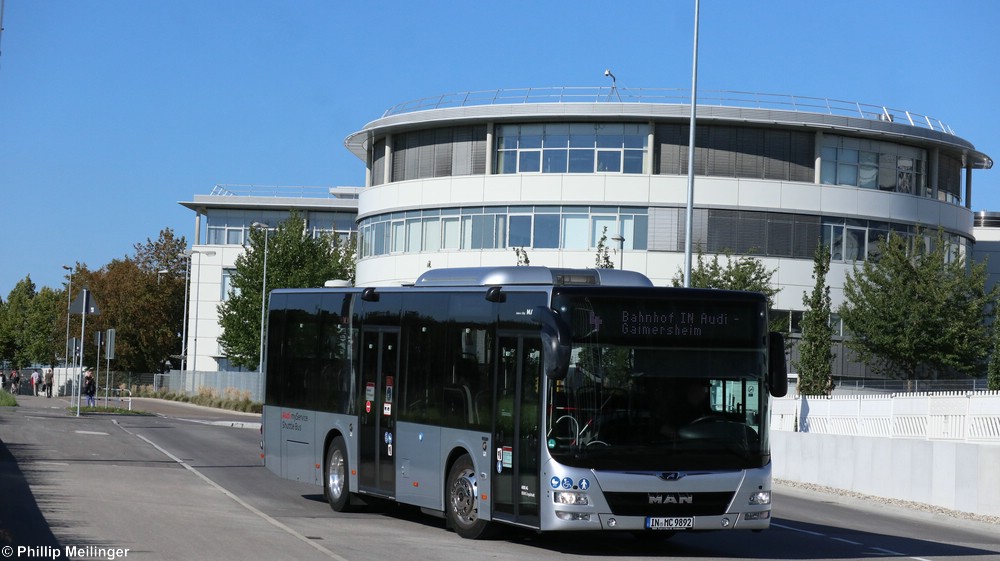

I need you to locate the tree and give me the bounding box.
[673,250,779,301]
[595,226,614,269]
[0,277,37,368]
[57,229,188,374]
[841,229,995,381]
[988,319,1000,391]
[23,287,63,367]
[87,258,181,373]
[132,228,189,369]
[512,247,530,266]
[218,213,355,369]
[794,244,835,395]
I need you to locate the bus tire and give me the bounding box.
[446,455,493,539]
[325,436,353,512]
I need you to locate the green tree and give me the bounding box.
[133,228,188,369]
[0,277,37,368]
[987,318,1000,391]
[595,226,614,269]
[59,229,187,373]
[673,250,779,302]
[512,247,530,266]
[841,229,995,381]
[88,258,180,373]
[794,244,835,395]
[218,213,355,369]
[23,287,63,367]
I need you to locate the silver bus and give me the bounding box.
[262,266,787,539]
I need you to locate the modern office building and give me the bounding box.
[179,184,359,372]
[183,88,993,378]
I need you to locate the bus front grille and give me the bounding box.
[603,491,735,516]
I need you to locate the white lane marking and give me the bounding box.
[770,522,826,536]
[775,522,929,561]
[132,432,347,561]
[74,430,109,435]
[871,547,906,556]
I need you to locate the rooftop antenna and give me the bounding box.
[0,0,6,66]
[604,69,621,102]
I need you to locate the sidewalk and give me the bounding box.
[8,393,262,428]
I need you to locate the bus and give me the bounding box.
[262,266,787,539]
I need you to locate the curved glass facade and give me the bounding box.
[358,206,648,258]
[359,206,967,263]
[367,122,966,207]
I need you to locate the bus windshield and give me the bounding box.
[546,291,770,471]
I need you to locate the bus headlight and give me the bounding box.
[748,491,771,505]
[554,491,590,505]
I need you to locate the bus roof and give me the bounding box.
[412,267,654,288]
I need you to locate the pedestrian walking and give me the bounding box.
[84,370,96,407]
[31,369,41,396]
[44,368,54,398]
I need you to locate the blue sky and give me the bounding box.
[1,0,998,297]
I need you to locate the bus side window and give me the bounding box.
[443,384,473,427]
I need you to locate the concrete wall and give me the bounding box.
[771,431,1000,518]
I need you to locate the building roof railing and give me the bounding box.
[210,184,361,199]
[381,87,957,136]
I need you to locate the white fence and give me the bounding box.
[153,370,264,403]
[771,391,1000,443]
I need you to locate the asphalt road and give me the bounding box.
[1,395,997,561]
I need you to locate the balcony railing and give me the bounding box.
[381,87,956,136]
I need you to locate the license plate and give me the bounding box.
[645,517,694,530]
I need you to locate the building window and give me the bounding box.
[496,123,648,175]
[820,136,928,198]
[221,268,238,301]
[356,206,650,258]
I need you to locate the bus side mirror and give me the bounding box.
[531,306,571,381]
[768,332,788,397]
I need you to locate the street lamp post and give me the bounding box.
[611,235,625,270]
[683,0,701,287]
[252,222,270,373]
[186,249,216,372]
[62,265,73,372]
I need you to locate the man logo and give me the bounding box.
[659,472,685,481]
[648,493,694,505]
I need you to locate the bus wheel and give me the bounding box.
[446,455,493,539]
[325,436,353,512]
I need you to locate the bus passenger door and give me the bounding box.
[492,333,541,528]
[358,328,398,498]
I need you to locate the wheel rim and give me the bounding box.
[327,448,345,501]
[449,468,478,526]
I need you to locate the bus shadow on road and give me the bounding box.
[510,517,1000,559]
[297,494,1000,559]
[0,439,63,555]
